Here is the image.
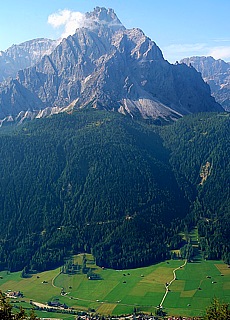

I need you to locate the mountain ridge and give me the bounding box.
[0,38,58,82]
[0,7,222,122]
[181,56,230,111]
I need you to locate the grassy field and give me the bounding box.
[163,260,230,317]
[0,253,229,319]
[163,228,230,317]
[54,254,183,316]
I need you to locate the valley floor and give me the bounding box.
[0,254,229,319]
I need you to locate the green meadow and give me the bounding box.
[163,260,230,317]
[0,254,229,319]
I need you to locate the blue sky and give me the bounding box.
[1,0,230,62]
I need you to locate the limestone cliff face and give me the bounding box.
[181,56,230,111]
[0,7,222,121]
[0,38,57,82]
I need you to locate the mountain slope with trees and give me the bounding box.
[0,110,229,271]
[159,112,230,264]
[0,110,188,271]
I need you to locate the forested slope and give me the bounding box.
[0,110,187,271]
[0,110,229,272]
[159,112,230,263]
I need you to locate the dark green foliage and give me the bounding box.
[0,110,229,271]
[160,112,230,264]
[204,298,230,320]
[0,291,39,319]
[180,243,194,260]
[0,110,187,271]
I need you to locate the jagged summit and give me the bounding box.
[85,7,125,30]
[74,7,125,33]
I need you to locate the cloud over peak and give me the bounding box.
[48,9,86,39]
[47,7,124,41]
[208,46,230,61]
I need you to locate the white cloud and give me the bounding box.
[208,46,230,61]
[47,8,124,41]
[162,43,208,63]
[212,39,230,43]
[165,43,207,54]
[162,42,230,63]
[48,9,86,39]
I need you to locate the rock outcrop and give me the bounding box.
[0,38,58,82]
[181,56,230,111]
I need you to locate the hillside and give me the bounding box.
[159,112,230,263]
[0,110,229,272]
[0,110,188,271]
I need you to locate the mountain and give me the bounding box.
[181,56,230,111]
[0,38,58,82]
[0,109,229,272]
[0,7,222,122]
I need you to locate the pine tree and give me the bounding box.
[0,291,40,319]
[204,298,230,320]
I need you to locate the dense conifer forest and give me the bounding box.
[0,110,229,271]
[159,112,230,264]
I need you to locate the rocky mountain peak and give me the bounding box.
[0,7,223,123]
[84,7,125,31]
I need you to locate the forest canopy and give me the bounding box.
[0,110,229,271]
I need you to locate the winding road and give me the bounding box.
[159,259,187,308]
[50,258,188,311]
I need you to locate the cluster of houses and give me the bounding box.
[77,315,200,320]
[47,300,68,309]
[5,290,23,298]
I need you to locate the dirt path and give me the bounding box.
[32,301,63,311]
[52,271,61,288]
[159,259,187,308]
[50,261,188,311]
